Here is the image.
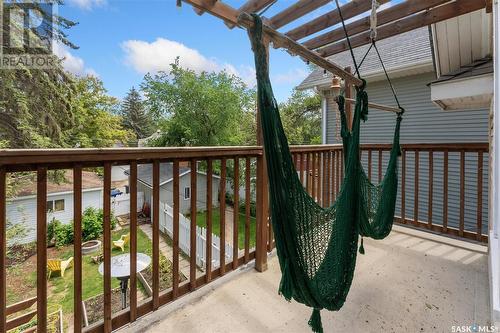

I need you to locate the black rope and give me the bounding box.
[372,40,403,113]
[355,43,373,77]
[334,0,361,80]
[258,0,278,16]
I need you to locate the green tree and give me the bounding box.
[141,60,256,147]
[279,90,322,145]
[0,1,78,148]
[65,76,133,148]
[120,87,153,139]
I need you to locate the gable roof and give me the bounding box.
[129,163,191,188]
[297,27,433,90]
[15,170,103,197]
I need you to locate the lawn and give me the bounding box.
[6,227,154,324]
[195,209,256,249]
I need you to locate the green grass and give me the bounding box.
[46,227,152,314]
[195,209,256,249]
[6,227,154,320]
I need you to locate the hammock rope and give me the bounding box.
[248,6,403,331]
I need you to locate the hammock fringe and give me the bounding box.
[308,308,323,333]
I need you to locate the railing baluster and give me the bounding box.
[36,167,48,333]
[129,162,138,322]
[335,151,340,196]
[428,151,433,228]
[0,168,7,333]
[190,159,197,290]
[206,159,213,281]
[220,158,227,275]
[414,150,419,226]
[233,158,239,269]
[244,158,251,263]
[103,163,112,333]
[459,150,465,237]
[340,150,344,182]
[311,153,316,200]
[299,153,304,185]
[378,150,382,183]
[326,151,330,206]
[305,153,310,194]
[73,166,82,333]
[152,160,160,309]
[401,150,406,222]
[368,150,372,181]
[332,151,336,200]
[172,160,180,298]
[322,152,327,206]
[477,151,483,240]
[443,151,448,232]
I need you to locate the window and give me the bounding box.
[47,199,65,213]
[183,187,190,200]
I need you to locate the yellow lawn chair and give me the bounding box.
[112,232,130,252]
[47,257,73,279]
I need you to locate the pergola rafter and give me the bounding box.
[180,0,488,90]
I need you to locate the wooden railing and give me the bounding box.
[0,143,488,332]
[289,143,489,244]
[0,147,267,333]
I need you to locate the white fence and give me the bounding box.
[158,202,233,269]
[111,192,144,217]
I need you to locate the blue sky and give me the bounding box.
[56,0,375,102]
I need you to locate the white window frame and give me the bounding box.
[47,199,65,213]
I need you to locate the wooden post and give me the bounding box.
[103,163,112,333]
[344,67,353,130]
[129,162,138,322]
[0,168,6,333]
[152,160,160,309]
[73,166,82,333]
[37,167,48,333]
[254,37,269,272]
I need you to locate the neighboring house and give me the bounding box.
[297,10,492,234]
[6,171,103,244]
[129,163,221,215]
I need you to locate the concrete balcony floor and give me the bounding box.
[121,226,490,333]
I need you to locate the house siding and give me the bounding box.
[139,172,220,216]
[6,189,103,244]
[323,72,489,234]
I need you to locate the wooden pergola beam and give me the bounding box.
[317,0,486,57]
[268,0,331,29]
[303,0,451,50]
[226,0,276,29]
[285,0,391,41]
[237,12,364,86]
[181,1,363,86]
[183,0,240,25]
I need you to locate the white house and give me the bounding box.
[6,171,104,244]
[129,163,221,215]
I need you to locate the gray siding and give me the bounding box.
[323,72,489,234]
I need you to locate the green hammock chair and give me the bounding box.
[248,14,403,333]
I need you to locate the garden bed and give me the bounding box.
[83,288,127,327]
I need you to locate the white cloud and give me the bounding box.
[53,43,98,77]
[67,0,105,10]
[121,37,257,86]
[272,68,309,85]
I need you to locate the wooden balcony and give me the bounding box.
[0,142,489,332]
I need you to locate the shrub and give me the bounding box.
[239,201,257,218]
[82,207,117,242]
[47,218,61,245]
[54,223,73,248]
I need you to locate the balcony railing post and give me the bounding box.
[0,168,6,333]
[255,153,268,272]
[36,167,48,333]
